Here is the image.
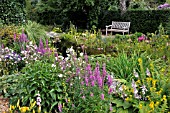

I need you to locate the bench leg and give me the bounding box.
[123,32,124,35]
[106,28,107,36]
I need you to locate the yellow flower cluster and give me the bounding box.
[149,63,154,71]
[149,101,154,110]
[146,77,152,83]
[139,103,142,109]
[161,95,167,101]
[152,79,157,88]
[9,99,37,113]
[155,89,162,95]
[19,107,29,113]
[138,58,142,64]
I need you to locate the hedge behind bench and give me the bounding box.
[98,10,170,34]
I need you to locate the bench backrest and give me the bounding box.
[111,21,130,29]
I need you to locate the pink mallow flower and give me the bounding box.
[138,35,145,42]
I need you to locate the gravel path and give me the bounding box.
[0,94,9,113]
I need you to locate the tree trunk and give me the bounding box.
[119,0,127,15]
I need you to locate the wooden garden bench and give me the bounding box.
[106,21,130,35]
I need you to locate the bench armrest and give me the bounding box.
[106,25,112,28]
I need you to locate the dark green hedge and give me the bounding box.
[0,0,26,25]
[33,9,170,34]
[98,10,170,34]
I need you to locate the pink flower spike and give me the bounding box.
[110,103,113,111]
[14,33,17,41]
[90,93,94,97]
[100,93,104,100]
[58,103,62,112]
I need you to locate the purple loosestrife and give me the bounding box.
[37,38,45,55]
[86,64,92,75]
[110,103,113,112]
[102,63,107,82]
[85,76,89,86]
[14,33,17,41]
[107,75,113,87]
[76,68,80,76]
[97,76,103,89]
[108,88,113,94]
[94,62,100,80]
[91,81,95,87]
[1,44,4,48]
[90,93,94,97]
[58,103,62,112]
[100,93,104,100]
[19,30,28,43]
[84,53,88,62]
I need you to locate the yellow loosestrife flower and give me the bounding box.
[20,106,29,113]
[138,58,142,64]
[149,101,154,110]
[17,99,20,107]
[155,101,159,106]
[30,101,36,109]
[152,79,157,87]
[136,80,141,84]
[163,95,167,101]
[149,63,154,70]
[32,109,35,113]
[139,103,142,109]
[146,77,152,83]
[146,96,151,101]
[125,97,130,101]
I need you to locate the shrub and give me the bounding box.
[6,60,68,112]
[0,0,26,25]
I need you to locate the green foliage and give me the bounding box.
[5,60,68,112]
[165,17,170,35]
[0,0,26,25]
[29,0,119,29]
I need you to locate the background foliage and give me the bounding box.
[0,0,26,25]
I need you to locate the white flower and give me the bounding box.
[80,52,84,57]
[58,74,63,78]
[146,68,151,76]
[29,41,33,45]
[65,57,69,61]
[133,69,139,78]
[58,56,64,60]
[119,85,123,92]
[55,57,58,61]
[51,64,56,67]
